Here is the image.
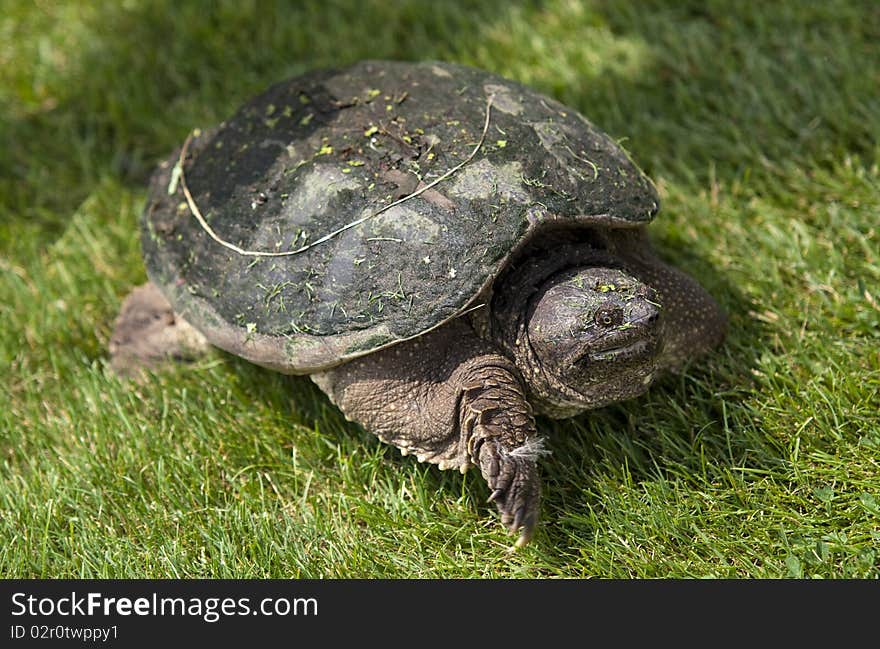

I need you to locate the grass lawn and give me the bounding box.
[1,0,878,578]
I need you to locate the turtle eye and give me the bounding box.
[595,306,623,328]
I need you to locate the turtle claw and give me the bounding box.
[477,440,541,546]
[514,533,531,550]
[512,506,525,533]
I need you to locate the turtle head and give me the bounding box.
[515,266,664,416]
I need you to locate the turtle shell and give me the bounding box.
[142,60,659,373]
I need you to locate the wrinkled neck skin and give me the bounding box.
[487,228,663,418]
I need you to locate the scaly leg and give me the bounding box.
[312,319,544,546]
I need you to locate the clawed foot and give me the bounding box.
[478,439,543,548]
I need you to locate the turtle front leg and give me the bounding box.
[311,319,544,547]
[109,282,210,375]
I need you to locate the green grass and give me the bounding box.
[2,0,878,578]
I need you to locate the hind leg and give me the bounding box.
[109,282,210,375]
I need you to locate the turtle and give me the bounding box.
[110,60,726,547]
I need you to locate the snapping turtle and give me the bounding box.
[111,60,726,546]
